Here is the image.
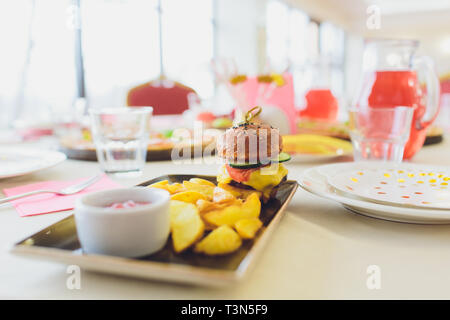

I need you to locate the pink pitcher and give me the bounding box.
[354,39,440,159]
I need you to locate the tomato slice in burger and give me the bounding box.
[225,164,257,183]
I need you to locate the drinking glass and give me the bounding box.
[348,106,414,163]
[90,107,152,176]
[353,39,440,159]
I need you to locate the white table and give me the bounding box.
[1,139,450,299]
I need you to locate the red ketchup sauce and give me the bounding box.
[107,200,151,209]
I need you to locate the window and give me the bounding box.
[0,0,215,129]
[266,0,289,71]
[81,0,161,108]
[0,0,76,128]
[319,21,345,99]
[81,0,215,108]
[161,0,214,98]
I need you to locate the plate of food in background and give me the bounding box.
[282,134,353,163]
[58,127,218,161]
[297,118,444,146]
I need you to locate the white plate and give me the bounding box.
[328,164,450,210]
[0,147,66,179]
[299,163,450,224]
[289,150,352,163]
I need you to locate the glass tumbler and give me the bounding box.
[90,107,152,176]
[348,106,414,163]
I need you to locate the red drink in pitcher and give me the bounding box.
[300,89,338,121]
[355,39,440,160]
[299,57,339,122]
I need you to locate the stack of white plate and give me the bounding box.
[299,162,450,224]
[0,147,66,179]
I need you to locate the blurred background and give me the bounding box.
[1,0,450,134]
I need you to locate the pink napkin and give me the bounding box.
[3,174,123,217]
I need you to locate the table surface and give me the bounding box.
[1,138,450,299]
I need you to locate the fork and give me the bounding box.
[0,174,103,205]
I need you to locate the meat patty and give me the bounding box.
[217,123,283,163]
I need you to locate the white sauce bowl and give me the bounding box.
[74,187,170,258]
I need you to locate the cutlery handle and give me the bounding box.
[0,190,52,205]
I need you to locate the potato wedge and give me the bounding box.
[149,180,186,195]
[169,200,204,253]
[194,202,218,231]
[235,218,263,239]
[202,203,242,227]
[194,225,242,255]
[167,183,187,194]
[182,181,214,200]
[196,199,240,214]
[171,191,207,204]
[189,178,216,187]
[148,180,169,189]
[203,193,261,227]
[213,187,236,204]
[196,199,219,213]
[242,192,261,217]
[217,182,262,200]
[170,200,191,223]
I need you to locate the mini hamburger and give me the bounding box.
[216,107,290,201]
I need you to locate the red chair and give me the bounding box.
[127,78,198,115]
